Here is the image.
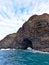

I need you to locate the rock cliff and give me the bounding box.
[0,13,49,51]
[0,33,16,49]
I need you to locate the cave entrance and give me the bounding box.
[22,38,33,49]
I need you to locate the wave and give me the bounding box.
[0,47,49,54]
[0,48,16,50]
[32,50,49,54]
[27,47,49,54]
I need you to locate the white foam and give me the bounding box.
[0,48,16,50]
[27,47,32,50]
[32,49,49,54]
[27,47,49,54]
[0,48,49,54]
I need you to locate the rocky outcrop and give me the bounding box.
[0,33,17,49]
[0,13,49,51]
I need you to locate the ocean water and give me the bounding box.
[0,49,49,65]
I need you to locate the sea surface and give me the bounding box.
[0,49,49,65]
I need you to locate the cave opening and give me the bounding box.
[22,38,33,49]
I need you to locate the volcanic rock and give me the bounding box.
[0,13,49,51]
[0,33,17,49]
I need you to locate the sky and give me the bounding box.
[0,0,49,40]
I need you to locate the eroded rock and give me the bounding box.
[0,13,49,51]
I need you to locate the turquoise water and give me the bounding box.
[0,50,49,65]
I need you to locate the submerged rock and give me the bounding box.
[0,13,49,51]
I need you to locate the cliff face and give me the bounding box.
[0,13,49,51]
[0,33,17,49]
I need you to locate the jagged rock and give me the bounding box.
[0,13,49,51]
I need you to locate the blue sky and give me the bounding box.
[0,0,49,40]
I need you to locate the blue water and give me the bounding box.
[0,50,49,65]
